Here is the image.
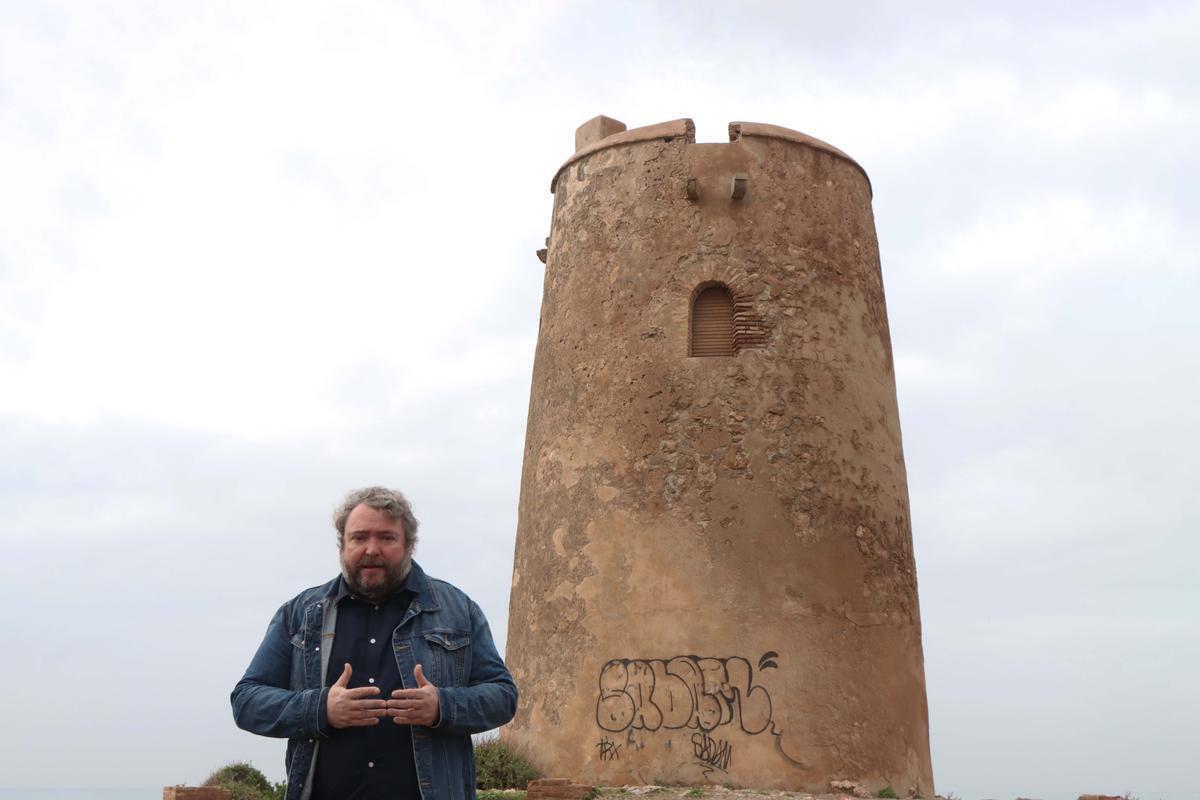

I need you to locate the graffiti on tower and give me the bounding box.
[595,652,780,734]
[594,652,786,775]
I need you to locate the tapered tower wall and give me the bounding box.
[504,117,933,796]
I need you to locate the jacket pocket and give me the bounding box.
[421,629,471,686]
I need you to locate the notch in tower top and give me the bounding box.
[575,115,626,152]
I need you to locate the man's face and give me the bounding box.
[339,504,413,602]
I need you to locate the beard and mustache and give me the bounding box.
[342,555,410,602]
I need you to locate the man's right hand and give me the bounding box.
[326,663,387,729]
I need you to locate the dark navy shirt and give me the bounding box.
[312,575,420,800]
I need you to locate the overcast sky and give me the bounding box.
[1,2,1197,798]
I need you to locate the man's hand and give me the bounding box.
[326,663,388,729]
[388,663,440,727]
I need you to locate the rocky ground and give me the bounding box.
[602,787,930,800]
[483,783,947,800]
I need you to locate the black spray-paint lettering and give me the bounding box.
[595,654,776,734]
[692,731,732,772]
[596,736,621,761]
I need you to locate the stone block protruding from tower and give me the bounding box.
[505,116,934,797]
[574,114,627,151]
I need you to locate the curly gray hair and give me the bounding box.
[333,486,419,549]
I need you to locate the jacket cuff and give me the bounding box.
[432,687,451,730]
[312,687,332,738]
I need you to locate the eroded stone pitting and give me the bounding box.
[505,115,933,797]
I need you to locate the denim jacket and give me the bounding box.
[231,561,518,800]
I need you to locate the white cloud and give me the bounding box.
[0,1,557,441]
[1033,83,1176,142]
[932,195,1191,288]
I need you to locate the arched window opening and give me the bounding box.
[691,285,735,357]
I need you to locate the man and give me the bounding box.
[232,487,518,800]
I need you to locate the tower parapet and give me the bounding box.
[506,116,933,796]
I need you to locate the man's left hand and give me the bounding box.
[387,663,440,727]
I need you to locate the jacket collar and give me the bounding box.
[405,560,441,613]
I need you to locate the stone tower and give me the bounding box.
[505,116,933,796]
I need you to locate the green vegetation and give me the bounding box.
[203,762,285,800]
[686,789,705,797]
[876,787,897,799]
[208,738,539,798]
[479,791,527,800]
[475,737,541,790]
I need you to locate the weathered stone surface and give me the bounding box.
[162,788,230,800]
[505,116,933,797]
[829,780,870,797]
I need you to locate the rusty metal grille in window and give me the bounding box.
[732,298,768,350]
[691,286,735,356]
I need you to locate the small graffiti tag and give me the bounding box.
[596,736,621,761]
[691,731,732,772]
[596,653,780,735]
